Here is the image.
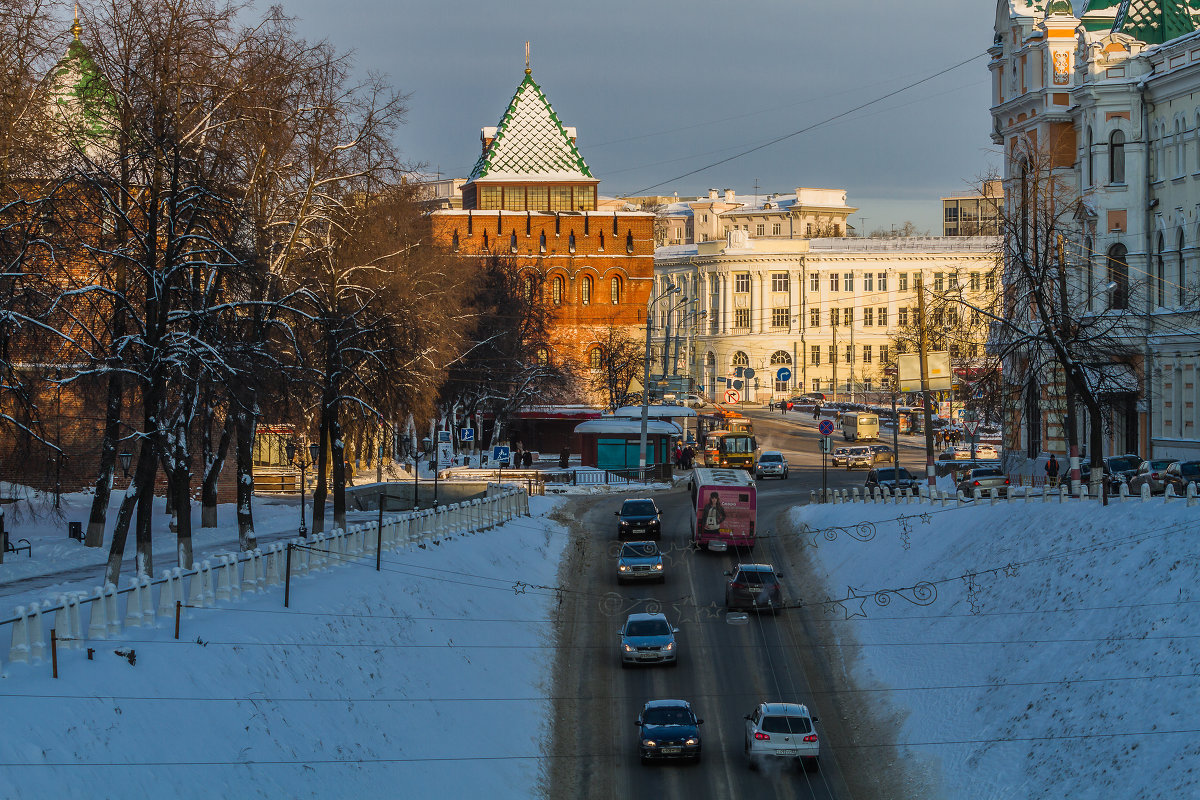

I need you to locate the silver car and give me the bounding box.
[618,612,679,667]
[845,446,874,469]
[617,541,665,584]
[755,450,789,479]
[1128,459,1176,495]
[744,702,819,771]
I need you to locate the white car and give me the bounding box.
[682,393,707,408]
[755,450,789,479]
[744,702,819,771]
[618,612,679,667]
[974,444,999,460]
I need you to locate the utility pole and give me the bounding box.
[916,274,937,489]
[831,319,838,403]
[1057,234,1082,494]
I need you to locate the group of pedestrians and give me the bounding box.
[940,429,962,448]
[674,442,697,470]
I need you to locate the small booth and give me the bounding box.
[574,417,680,481]
[611,404,698,443]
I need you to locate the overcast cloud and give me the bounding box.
[279,0,1000,233]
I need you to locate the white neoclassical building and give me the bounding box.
[651,232,999,403]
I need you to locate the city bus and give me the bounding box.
[689,467,757,551]
[697,409,750,442]
[841,412,880,441]
[702,430,758,470]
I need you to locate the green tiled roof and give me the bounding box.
[1111,0,1200,43]
[469,72,593,182]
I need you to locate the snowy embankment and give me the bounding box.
[0,496,567,799]
[792,497,1199,799]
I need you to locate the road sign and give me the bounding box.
[743,367,755,379]
[437,430,452,443]
[818,419,836,436]
[734,366,745,378]
[820,435,832,453]
[732,379,743,390]
[723,388,741,403]
[460,427,475,442]
[492,446,510,464]
[776,367,792,382]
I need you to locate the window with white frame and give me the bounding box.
[810,272,820,291]
[985,274,996,292]
[735,273,750,293]
[771,272,789,292]
[970,271,981,292]
[811,345,821,366]
[863,272,874,291]
[771,307,789,328]
[828,345,837,363]
[829,273,838,291]
[843,307,853,325]
[880,345,889,364]
[843,272,853,291]
[934,272,944,292]
[809,307,821,328]
[772,223,781,236]
[863,307,874,326]
[756,224,765,236]
[812,379,821,393]
[899,272,909,291]
[830,307,840,326]
[898,307,909,326]
[949,272,959,290]
[863,345,872,363]
[735,308,751,328]
[878,272,887,291]
[878,306,887,326]
[844,344,853,363]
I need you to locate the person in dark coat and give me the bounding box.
[683,445,695,469]
[522,449,533,468]
[1045,454,1060,487]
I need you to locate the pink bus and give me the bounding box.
[689,467,757,552]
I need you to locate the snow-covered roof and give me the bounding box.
[654,244,699,258]
[574,418,681,435]
[612,404,698,418]
[468,71,595,183]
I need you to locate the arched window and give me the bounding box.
[1110,130,1126,184]
[1178,230,1187,306]
[1084,236,1094,312]
[539,232,546,253]
[535,347,550,366]
[1156,232,1165,307]
[552,275,564,305]
[770,350,792,366]
[568,232,576,253]
[581,275,592,306]
[1107,243,1129,310]
[523,274,535,302]
[1176,118,1186,177]
[588,347,602,369]
[610,276,621,304]
[705,352,716,368]
[510,231,518,253]
[626,231,634,254]
[598,231,604,252]
[613,215,619,235]
[1086,127,1094,187]
[482,230,489,250]
[731,351,749,368]
[451,230,459,252]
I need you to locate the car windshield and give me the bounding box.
[759,454,782,463]
[972,469,1003,478]
[850,448,870,455]
[626,619,671,637]
[620,543,659,558]
[761,715,813,734]
[622,501,656,516]
[1149,460,1174,470]
[737,569,777,583]
[1108,458,1136,472]
[834,448,848,455]
[643,706,691,726]
[875,468,912,481]
[1181,462,1200,476]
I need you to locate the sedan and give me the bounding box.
[618,612,679,667]
[865,466,919,493]
[868,444,895,464]
[845,446,874,469]
[1163,460,1200,495]
[1128,459,1176,495]
[955,467,1010,498]
[616,498,661,540]
[755,450,789,480]
[636,699,703,763]
[744,702,819,771]
[725,563,784,613]
[617,541,664,584]
[831,447,851,467]
[974,444,1000,460]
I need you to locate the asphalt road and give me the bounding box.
[544,408,926,799]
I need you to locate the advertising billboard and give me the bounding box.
[897,351,952,393]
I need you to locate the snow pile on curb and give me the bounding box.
[791,499,1199,798]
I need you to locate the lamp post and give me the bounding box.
[285,440,318,537]
[640,282,679,480]
[118,451,133,478]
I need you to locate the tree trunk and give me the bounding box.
[172,417,194,568]
[234,399,258,550]
[331,404,347,531]
[312,404,330,535]
[85,369,123,547]
[201,412,233,528]
[104,476,143,587]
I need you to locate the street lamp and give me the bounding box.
[118,451,133,478]
[639,283,680,480]
[286,439,318,538]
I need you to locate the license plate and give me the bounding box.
[709,541,727,552]
[638,653,658,659]
[632,528,645,533]
[661,747,681,754]
[746,585,762,592]
[776,748,798,756]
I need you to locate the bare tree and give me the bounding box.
[587,323,644,412]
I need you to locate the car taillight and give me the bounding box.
[731,581,746,590]
[973,480,981,486]
[1151,472,1160,478]
[803,734,818,742]
[1004,479,1010,485]
[754,732,770,740]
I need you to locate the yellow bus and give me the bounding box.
[703,430,758,471]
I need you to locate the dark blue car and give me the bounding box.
[636,699,703,763]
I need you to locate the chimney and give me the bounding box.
[724,189,735,203]
[708,188,718,200]
[481,126,497,156]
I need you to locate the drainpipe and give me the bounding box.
[1139,82,1154,458]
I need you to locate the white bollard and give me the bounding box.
[139,574,155,626]
[1165,484,1177,503]
[956,489,966,506]
[1058,485,1067,503]
[158,570,177,618]
[1187,483,1198,507]
[124,576,145,628]
[104,583,121,637]
[9,605,30,663]
[28,602,45,663]
[215,555,231,600]
[240,553,258,594]
[265,545,281,587]
[55,595,83,650]
[1140,483,1151,502]
[87,586,108,639]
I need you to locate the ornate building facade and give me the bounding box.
[430,68,655,384]
[991,0,1200,463]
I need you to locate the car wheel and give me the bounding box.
[782,469,788,479]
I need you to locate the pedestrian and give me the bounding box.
[813,402,821,420]
[780,399,787,415]
[1045,453,1060,488]
[674,443,683,467]
[684,445,695,469]
[522,449,533,468]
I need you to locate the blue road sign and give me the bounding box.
[460,427,475,442]
[734,366,745,378]
[776,367,792,382]
[818,419,836,436]
[492,446,510,464]
[732,379,744,390]
[744,367,755,379]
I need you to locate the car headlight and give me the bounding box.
[642,739,657,747]
[618,564,629,572]
[619,520,630,527]
[653,563,663,571]
[663,641,674,651]
[684,737,699,746]
[623,643,634,652]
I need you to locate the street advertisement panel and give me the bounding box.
[898,351,952,393]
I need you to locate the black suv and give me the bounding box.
[865,466,919,493]
[616,498,662,540]
[724,563,784,613]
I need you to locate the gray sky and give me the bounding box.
[281,0,1000,234]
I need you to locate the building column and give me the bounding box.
[751,272,762,333]
[720,273,731,335]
